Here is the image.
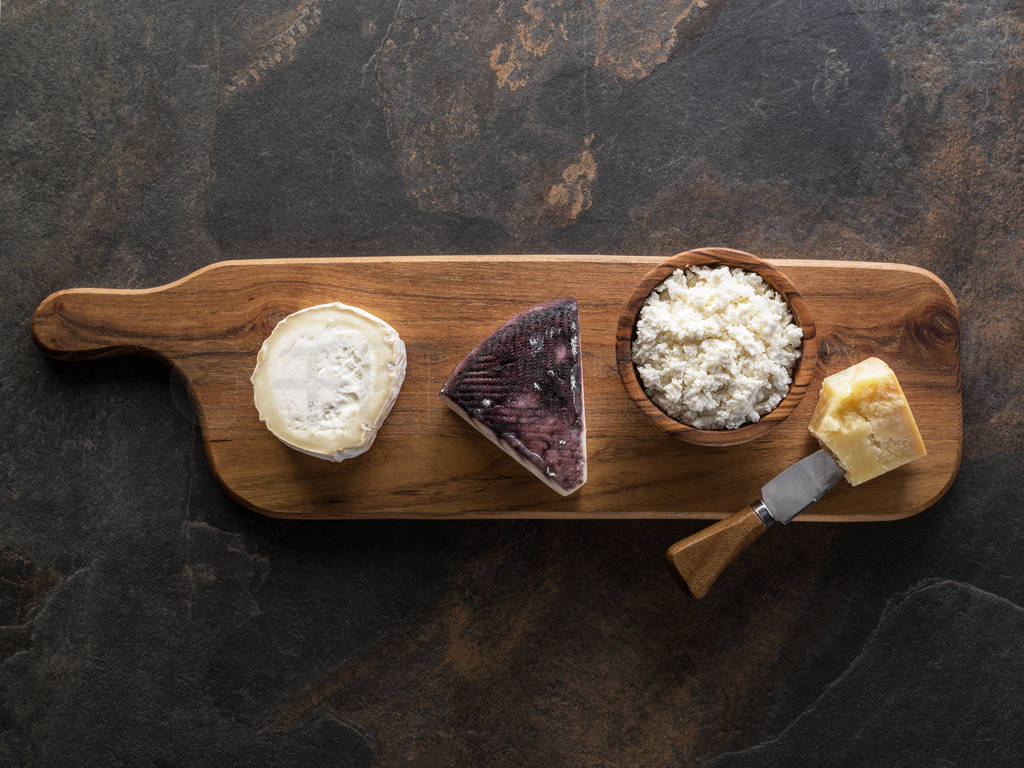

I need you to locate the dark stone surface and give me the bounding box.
[706,580,1024,767]
[2,1,1022,766]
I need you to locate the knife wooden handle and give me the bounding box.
[665,506,768,598]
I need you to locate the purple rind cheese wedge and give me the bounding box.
[440,298,587,496]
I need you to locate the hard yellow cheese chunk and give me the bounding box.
[808,357,926,486]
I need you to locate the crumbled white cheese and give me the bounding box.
[631,266,803,430]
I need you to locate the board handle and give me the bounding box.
[665,506,768,597]
[32,287,175,361]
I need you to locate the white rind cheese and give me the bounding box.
[251,303,406,461]
[632,266,803,430]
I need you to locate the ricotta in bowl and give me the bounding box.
[631,265,803,430]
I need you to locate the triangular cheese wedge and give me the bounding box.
[440,298,587,496]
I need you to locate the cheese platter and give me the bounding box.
[31,254,961,520]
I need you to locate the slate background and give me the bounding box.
[2,1,1023,766]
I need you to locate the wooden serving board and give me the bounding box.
[32,256,961,521]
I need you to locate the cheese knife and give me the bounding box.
[665,449,845,597]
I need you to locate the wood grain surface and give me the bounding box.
[31,255,962,521]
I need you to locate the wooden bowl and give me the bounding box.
[615,247,817,447]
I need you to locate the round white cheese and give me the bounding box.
[251,303,406,461]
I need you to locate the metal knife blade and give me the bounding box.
[761,449,846,525]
